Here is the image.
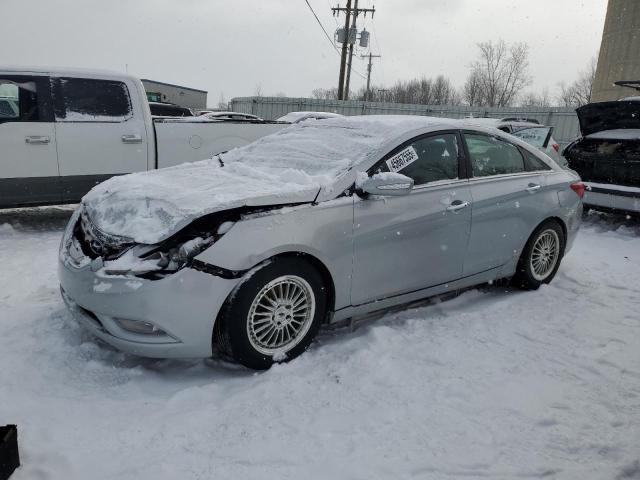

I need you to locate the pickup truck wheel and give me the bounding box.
[512,220,565,290]
[214,257,326,370]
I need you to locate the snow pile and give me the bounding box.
[82,116,459,243]
[1,208,640,479]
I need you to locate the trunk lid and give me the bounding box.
[576,101,640,137]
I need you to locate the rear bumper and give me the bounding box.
[58,258,240,358]
[584,182,640,213]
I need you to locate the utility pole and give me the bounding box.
[343,0,358,100]
[332,2,375,100]
[361,52,381,101]
[335,0,351,101]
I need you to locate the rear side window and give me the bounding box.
[464,133,525,177]
[53,77,132,122]
[370,133,460,186]
[0,76,51,123]
[522,148,552,171]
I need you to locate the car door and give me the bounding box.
[351,131,473,306]
[51,76,148,202]
[0,74,60,207]
[461,131,554,275]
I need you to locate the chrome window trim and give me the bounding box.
[467,171,543,184]
[411,178,469,191]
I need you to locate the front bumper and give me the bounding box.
[58,258,240,358]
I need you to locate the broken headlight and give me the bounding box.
[101,220,236,279]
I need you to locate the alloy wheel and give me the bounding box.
[246,275,316,356]
[530,229,560,281]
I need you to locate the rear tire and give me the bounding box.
[214,257,327,370]
[512,220,565,290]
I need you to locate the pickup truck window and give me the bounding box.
[0,78,42,123]
[52,78,132,122]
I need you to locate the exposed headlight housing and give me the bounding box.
[99,220,236,279]
[69,208,242,279]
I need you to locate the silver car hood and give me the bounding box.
[82,159,321,244]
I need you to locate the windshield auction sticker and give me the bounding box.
[386,146,419,173]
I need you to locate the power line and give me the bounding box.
[303,0,340,54]
[302,0,368,85]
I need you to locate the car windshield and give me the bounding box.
[220,116,455,180]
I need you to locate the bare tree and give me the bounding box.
[465,39,532,107]
[217,92,228,110]
[557,57,597,107]
[253,84,263,98]
[349,75,460,105]
[520,87,552,107]
[311,87,339,100]
[462,69,484,106]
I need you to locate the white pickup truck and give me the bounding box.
[0,67,287,208]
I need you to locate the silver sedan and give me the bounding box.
[58,116,584,369]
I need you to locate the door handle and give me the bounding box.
[121,134,142,144]
[446,200,470,212]
[25,135,50,145]
[526,183,541,193]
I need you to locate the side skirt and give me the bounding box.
[330,266,505,324]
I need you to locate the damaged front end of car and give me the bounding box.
[60,207,240,279]
[61,202,309,280]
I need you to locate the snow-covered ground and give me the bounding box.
[1,207,639,480]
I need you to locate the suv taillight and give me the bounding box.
[552,143,560,152]
[570,181,585,199]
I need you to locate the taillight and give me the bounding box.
[570,181,585,199]
[552,143,560,152]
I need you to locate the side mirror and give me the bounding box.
[358,172,414,196]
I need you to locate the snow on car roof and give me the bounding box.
[1,65,138,82]
[277,111,344,123]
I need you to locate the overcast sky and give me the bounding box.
[3,0,607,106]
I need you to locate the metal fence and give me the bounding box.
[230,96,581,148]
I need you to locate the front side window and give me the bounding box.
[0,77,41,123]
[370,133,460,186]
[464,133,525,177]
[53,77,132,122]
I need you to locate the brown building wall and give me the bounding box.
[592,0,640,102]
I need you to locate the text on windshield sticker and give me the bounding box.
[386,146,419,173]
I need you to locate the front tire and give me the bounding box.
[512,220,565,290]
[214,257,327,370]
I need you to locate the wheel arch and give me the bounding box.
[215,250,337,329]
[268,251,336,321]
[535,216,568,251]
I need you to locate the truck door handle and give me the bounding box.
[526,183,541,193]
[25,135,50,145]
[446,200,470,212]
[121,134,142,144]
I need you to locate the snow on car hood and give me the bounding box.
[577,100,640,136]
[82,115,461,244]
[82,160,322,244]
